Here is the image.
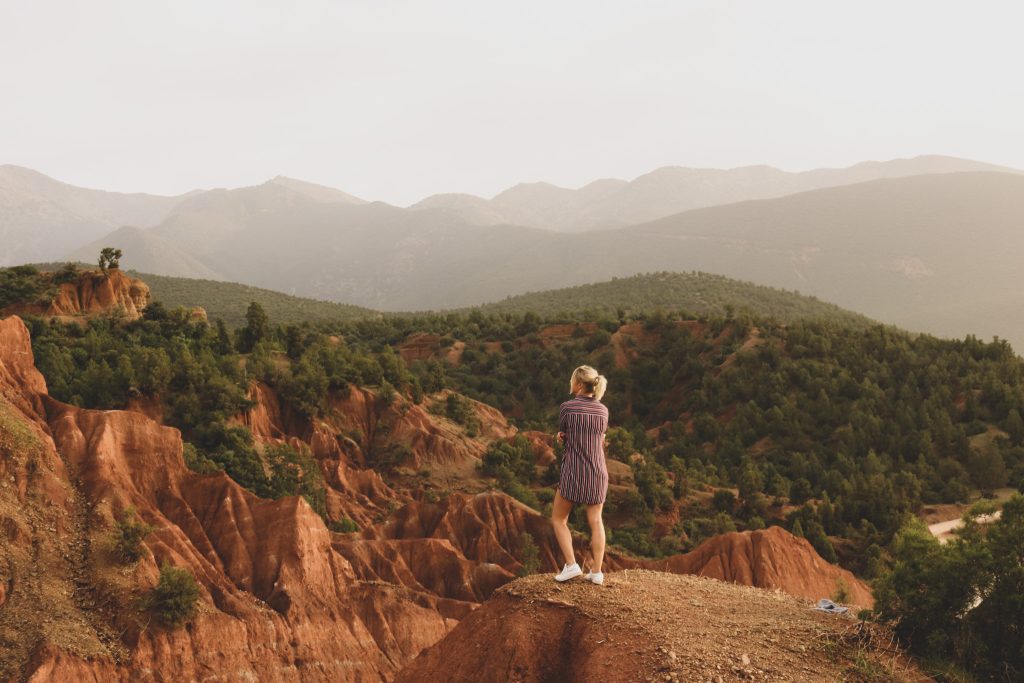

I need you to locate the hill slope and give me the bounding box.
[0,164,188,266]
[464,271,876,328]
[131,270,377,325]
[397,571,926,682]
[412,154,1018,232]
[625,171,1024,347]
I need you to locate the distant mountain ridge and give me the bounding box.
[3,155,1015,269]
[411,154,1020,231]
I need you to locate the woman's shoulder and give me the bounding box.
[561,396,608,412]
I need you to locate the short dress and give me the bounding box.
[557,395,610,505]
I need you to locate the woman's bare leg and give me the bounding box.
[551,491,576,566]
[586,503,605,573]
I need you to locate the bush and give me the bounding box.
[151,562,200,628]
[517,532,541,576]
[110,507,155,563]
[481,435,535,484]
[712,489,737,513]
[442,393,480,434]
[182,442,219,474]
[0,265,53,308]
[329,517,360,533]
[264,442,328,519]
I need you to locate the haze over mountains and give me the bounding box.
[411,154,1016,231]
[4,155,1024,348]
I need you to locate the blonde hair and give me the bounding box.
[570,365,607,401]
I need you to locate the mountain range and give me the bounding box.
[3,155,1024,348]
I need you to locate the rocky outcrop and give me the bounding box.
[644,526,873,607]
[396,572,919,683]
[0,268,150,320]
[396,333,465,366]
[363,492,637,579]
[0,316,455,681]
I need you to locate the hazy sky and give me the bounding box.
[2,1,1022,205]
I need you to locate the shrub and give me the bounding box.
[832,577,851,604]
[712,489,736,513]
[151,562,200,628]
[329,517,360,533]
[264,442,328,519]
[517,532,541,576]
[0,265,53,308]
[110,507,155,563]
[443,393,480,434]
[182,442,220,475]
[481,435,535,484]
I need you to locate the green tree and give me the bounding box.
[968,443,1008,495]
[237,301,270,353]
[712,489,736,514]
[791,518,805,538]
[873,501,1023,678]
[98,247,123,272]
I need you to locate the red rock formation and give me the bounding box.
[396,333,465,366]
[0,316,455,681]
[644,526,873,607]
[317,386,514,476]
[363,492,635,578]
[1,269,150,320]
[518,430,556,467]
[396,332,442,364]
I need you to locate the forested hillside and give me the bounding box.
[464,271,875,329]
[17,284,1024,679]
[9,264,874,329]
[26,301,1022,558]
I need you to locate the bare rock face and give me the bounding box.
[0,315,454,682]
[1,269,150,320]
[317,385,514,476]
[644,526,874,607]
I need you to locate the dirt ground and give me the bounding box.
[398,569,931,683]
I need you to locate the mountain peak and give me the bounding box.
[264,175,365,204]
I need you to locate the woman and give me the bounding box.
[552,365,609,585]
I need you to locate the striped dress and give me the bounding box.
[557,395,610,505]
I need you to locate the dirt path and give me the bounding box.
[928,511,1002,544]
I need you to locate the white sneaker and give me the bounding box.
[584,571,604,585]
[554,563,582,582]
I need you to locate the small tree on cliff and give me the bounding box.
[98,247,122,273]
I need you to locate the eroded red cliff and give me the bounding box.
[0,315,457,681]
[0,268,150,321]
